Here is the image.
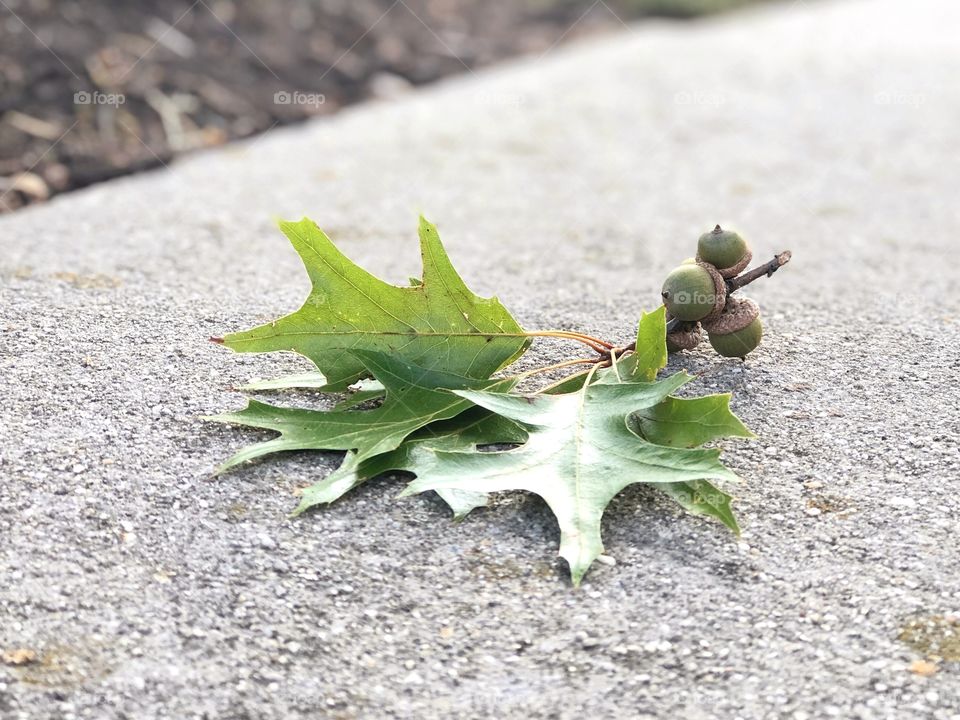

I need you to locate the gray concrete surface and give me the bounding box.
[3,0,960,717]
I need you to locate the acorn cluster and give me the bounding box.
[660,225,763,358]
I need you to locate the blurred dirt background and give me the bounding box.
[0,0,763,212]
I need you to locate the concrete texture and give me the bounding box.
[2,0,960,717]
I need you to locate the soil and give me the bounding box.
[0,0,758,212]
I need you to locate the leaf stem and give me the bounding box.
[583,360,602,386]
[524,330,615,353]
[514,357,601,382]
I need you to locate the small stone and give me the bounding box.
[580,635,600,649]
[596,555,616,566]
[1,648,37,666]
[643,640,672,653]
[908,659,938,676]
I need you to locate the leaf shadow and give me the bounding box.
[601,484,760,585]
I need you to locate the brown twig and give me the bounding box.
[726,251,792,292]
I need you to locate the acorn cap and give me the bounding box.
[666,322,704,352]
[702,296,760,335]
[695,260,728,324]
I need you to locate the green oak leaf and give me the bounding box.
[616,307,751,532]
[625,392,752,534]
[293,407,528,518]
[620,306,668,382]
[400,368,740,586]
[542,307,750,533]
[632,395,754,448]
[207,350,513,473]
[221,216,530,390]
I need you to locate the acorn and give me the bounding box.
[697,225,752,278]
[661,263,724,322]
[666,321,703,353]
[703,297,763,358]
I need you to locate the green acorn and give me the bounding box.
[709,317,762,358]
[661,264,718,322]
[704,297,763,358]
[697,225,752,278]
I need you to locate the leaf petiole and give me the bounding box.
[523,330,615,354]
[513,357,601,383]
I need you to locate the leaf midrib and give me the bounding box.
[227,329,528,343]
[572,380,591,553]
